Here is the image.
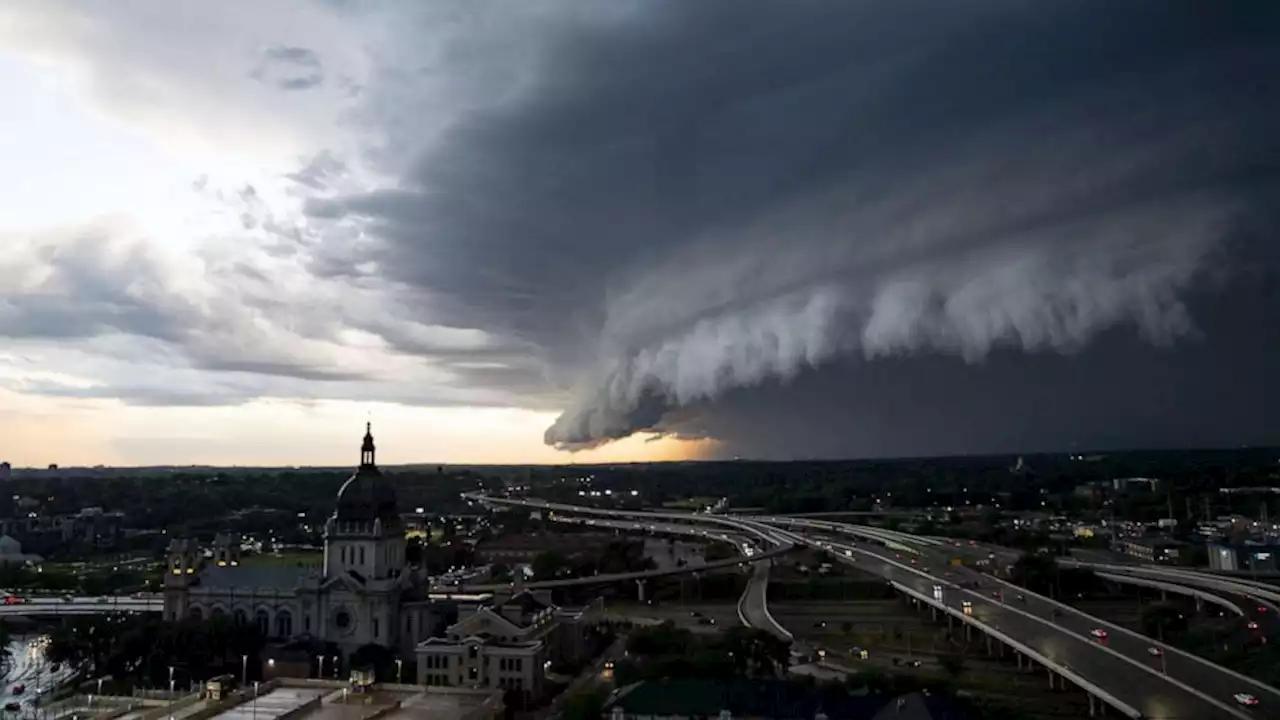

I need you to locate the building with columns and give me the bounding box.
[162,424,441,659]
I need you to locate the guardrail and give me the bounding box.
[890,581,1143,719]
[1093,571,1244,616]
[1066,561,1280,612]
[0,600,161,615]
[783,529,1258,720]
[977,567,1280,706]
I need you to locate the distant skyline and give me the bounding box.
[1,2,1278,467]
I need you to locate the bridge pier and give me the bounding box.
[1088,693,1098,716]
[636,579,647,603]
[964,623,972,642]
[1195,596,1203,613]
[1047,669,1056,690]
[930,606,937,622]
[1015,652,1023,671]
[985,635,992,656]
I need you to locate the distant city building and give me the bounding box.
[1113,477,1159,492]
[0,462,9,481]
[1208,543,1280,573]
[1119,537,1184,563]
[0,535,42,566]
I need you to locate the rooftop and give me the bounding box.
[210,688,323,720]
[197,565,315,591]
[606,679,967,719]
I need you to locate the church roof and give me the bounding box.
[333,423,400,524]
[198,565,312,591]
[0,535,22,555]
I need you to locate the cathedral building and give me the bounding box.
[162,424,441,658]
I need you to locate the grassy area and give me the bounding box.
[239,551,322,568]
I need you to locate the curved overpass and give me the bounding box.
[762,516,1278,718]
[762,523,1263,720]
[477,498,1270,717]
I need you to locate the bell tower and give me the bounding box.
[163,538,198,621]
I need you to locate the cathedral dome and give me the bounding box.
[333,423,400,524]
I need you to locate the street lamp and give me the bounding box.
[252,681,260,720]
[241,655,249,685]
[331,656,338,678]
[395,659,403,685]
[317,656,326,679]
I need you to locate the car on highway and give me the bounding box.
[1147,647,1162,656]
[4,702,19,712]
[1247,621,1259,630]
[962,601,973,616]
[1089,628,1108,640]
[12,684,24,695]
[2,595,24,605]
[1234,692,1259,707]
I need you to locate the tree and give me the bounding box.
[718,627,792,677]
[560,688,609,720]
[405,537,423,566]
[1140,603,1188,641]
[938,654,966,680]
[532,550,567,580]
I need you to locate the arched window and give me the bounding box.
[189,607,204,621]
[211,607,226,619]
[275,610,293,639]
[234,609,248,626]
[255,610,270,637]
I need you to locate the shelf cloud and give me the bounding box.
[319,1,1280,451]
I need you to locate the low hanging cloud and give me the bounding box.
[315,1,1280,450]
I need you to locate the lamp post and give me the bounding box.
[168,666,176,714]
[241,655,248,685]
[331,656,339,679]
[252,681,260,720]
[395,660,403,685]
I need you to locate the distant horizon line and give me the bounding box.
[4,443,1278,473]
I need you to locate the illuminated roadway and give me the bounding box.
[475,497,1270,718]
[759,517,1277,719]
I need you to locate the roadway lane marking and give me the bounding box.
[812,538,1258,720]
[982,567,1280,703]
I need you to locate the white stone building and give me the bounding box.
[416,590,600,703]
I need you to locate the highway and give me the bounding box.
[474,497,1270,719]
[759,515,1280,719]
[776,528,1258,720]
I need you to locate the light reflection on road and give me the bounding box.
[0,636,74,715]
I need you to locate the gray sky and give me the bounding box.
[1,1,1277,464]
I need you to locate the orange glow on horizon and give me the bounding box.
[0,390,719,468]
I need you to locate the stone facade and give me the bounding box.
[162,425,440,659]
[416,590,600,702]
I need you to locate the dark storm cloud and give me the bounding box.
[252,45,325,91]
[321,1,1280,451]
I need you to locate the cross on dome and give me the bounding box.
[361,422,376,467]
